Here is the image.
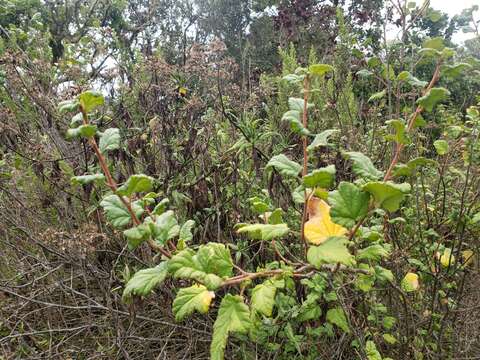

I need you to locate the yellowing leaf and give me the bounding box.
[401,272,419,292]
[304,198,347,245]
[438,248,454,268]
[172,284,215,321]
[462,250,474,266]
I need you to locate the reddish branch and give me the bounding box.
[349,60,443,240]
[79,106,171,258]
[300,75,311,256]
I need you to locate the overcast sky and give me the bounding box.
[432,0,478,42]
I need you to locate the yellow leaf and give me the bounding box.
[437,248,454,268]
[179,87,187,96]
[402,272,419,292]
[203,290,216,309]
[304,198,347,245]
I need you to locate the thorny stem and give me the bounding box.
[79,106,172,259]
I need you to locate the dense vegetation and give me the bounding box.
[1,0,480,359]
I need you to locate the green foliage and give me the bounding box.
[122,262,169,301]
[308,63,334,76]
[343,152,383,180]
[433,139,449,155]
[329,182,370,228]
[307,129,339,151]
[168,243,233,290]
[266,154,302,177]
[251,279,284,317]
[211,294,251,360]
[237,223,289,241]
[123,223,151,250]
[363,182,411,212]
[66,124,97,139]
[416,87,450,112]
[117,174,154,196]
[303,165,336,189]
[79,90,104,112]
[34,4,480,357]
[172,284,215,321]
[307,237,355,267]
[326,307,350,333]
[99,128,120,153]
[147,210,180,246]
[100,195,144,228]
[71,173,105,185]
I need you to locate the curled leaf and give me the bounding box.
[304,198,347,245]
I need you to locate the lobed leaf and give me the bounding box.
[172,284,215,321]
[211,294,251,360]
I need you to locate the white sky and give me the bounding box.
[431,0,478,42]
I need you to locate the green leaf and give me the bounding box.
[383,333,397,344]
[442,63,471,79]
[168,243,233,290]
[363,182,411,212]
[282,73,304,84]
[99,128,120,153]
[172,284,215,321]
[303,165,335,189]
[368,89,386,103]
[288,97,313,112]
[471,212,480,224]
[117,174,154,196]
[422,37,445,51]
[308,63,334,76]
[148,210,180,246]
[307,236,355,267]
[179,220,195,242]
[428,10,442,22]
[251,279,283,317]
[152,198,169,215]
[375,266,394,283]
[266,154,302,177]
[237,223,289,241]
[297,293,322,321]
[282,110,310,135]
[122,262,168,301]
[248,197,269,214]
[79,90,104,112]
[329,182,370,229]
[66,124,97,139]
[416,87,450,112]
[355,273,375,292]
[385,119,410,145]
[433,139,449,155]
[70,113,83,127]
[268,208,283,224]
[365,340,382,360]
[357,244,391,262]
[367,57,381,68]
[357,69,373,77]
[58,99,79,113]
[71,173,105,185]
[123,223,151,250]
[100,194,144,228]
[211,294,251,360]
[343,152,383,180]
[307,129,339,152]
[326,307,350,333]
[393,157,437,177]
